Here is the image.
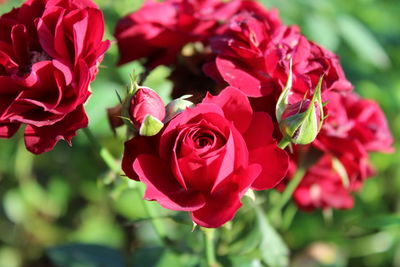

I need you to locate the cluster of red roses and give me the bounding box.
[115,0,393,227]
[0,0,109,153]
[0,0,393,228]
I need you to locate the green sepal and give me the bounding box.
[165,95,194,122]
[276,59,293,122]
[139,115,164,136]
[280,74,325,145]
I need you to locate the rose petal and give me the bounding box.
[24,105,88,154]
[0,122,21,138]
[243,112,289,190]
[191,164,261,228]
[134,154,206,211]
[191,183,242,228]
[122,135,158,181]
[203,86,252,133]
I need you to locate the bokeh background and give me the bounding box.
[0,0,399,266]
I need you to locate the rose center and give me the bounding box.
[194,133,213,148]
[18,50,52,76]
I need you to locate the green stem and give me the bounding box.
[82,127,120,173]
[202,228,217,267]
[278,138,291,150]
[82,127,168,244]
[137,185,168,245]
[270,166,306,221]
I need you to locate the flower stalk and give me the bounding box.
[202,228,218,267]
[82,127,168,244]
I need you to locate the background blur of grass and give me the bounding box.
[0,0,399,266]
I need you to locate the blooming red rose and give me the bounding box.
[319,92,393,153]
[206,8,352,100]
[114,0,241,68]
[122,87,288,228]
[281,91,393,210]
[292,154,355,211]
[0,0,109,154]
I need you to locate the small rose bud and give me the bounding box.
[280,98,322,145]
[127,86,166,136]
[129,87,165,128]
[164,95,194,122]
[276,59,325,146]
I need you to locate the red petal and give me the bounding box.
[203,86,252,133]
[0,122,20,138]
[24,105,87,154]
[122,135,158,181]
[134,154,206,211]
[243,112,289,190]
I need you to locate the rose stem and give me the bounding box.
[137,184,169,245]
[82,127,168,244]
[82,127,120,173]
[278,138,291,150]
[202,228,218,267]
[269,166,306,222]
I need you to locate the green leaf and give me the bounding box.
[47,244,124,267]
[139,115,164,136]
[359,215,400,229]
[131,247,191,267]
[221,255,263,267]
[337,15,390,69]
[254,205,289,267]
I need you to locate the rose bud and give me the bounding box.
[164,95,194,122]
[276,63,324,146]
[280,97,322,145]
[129,87,166,136]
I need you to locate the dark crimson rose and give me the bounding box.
[129,86,166,129]
[206,8,352,99]
[122,87,288,228]
[114,0,241,68]
[319,92,393,153]
[281,91,392,211]
[293,154,355,211]
[0,0,109,154]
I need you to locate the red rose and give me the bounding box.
[282,90,392,211]
[0,0,109,154]
[207,8,352,99]
[321,92,393,153]
[114,0,240,68]
[122,87,288,228]
[293,154,355,211]
[129,86,166,129]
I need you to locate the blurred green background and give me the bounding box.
[0,0,399,266]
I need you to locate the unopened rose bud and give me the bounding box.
[164,95,194,122]
[280,98,322,145]
[129,87,165,136]
[276,60,325,147]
